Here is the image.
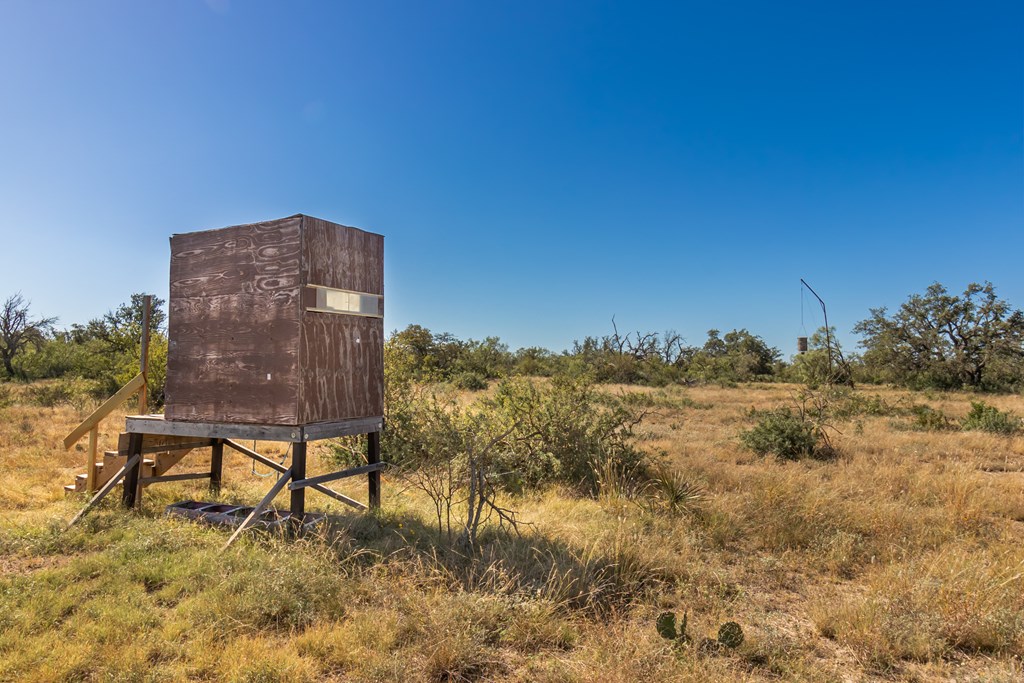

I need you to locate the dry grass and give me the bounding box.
[1,381,1023,681]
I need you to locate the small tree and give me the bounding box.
[683,328,781,383]
[788,327,854,387]
[855,282,1024,390]
[394,390,525,550]
[0,293,56,380]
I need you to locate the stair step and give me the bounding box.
[63,484,77,494]
[66,444,198,497]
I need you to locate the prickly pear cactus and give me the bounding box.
[717,621,744,648]
[656,611,677,640]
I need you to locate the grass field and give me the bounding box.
[1,381,1023,682]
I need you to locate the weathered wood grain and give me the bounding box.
[166,216,303,424]
[127,416,304,442]
[165,214,385,426]
[125,414,381,441]
[301,216,384,295]
[299,313,384,422]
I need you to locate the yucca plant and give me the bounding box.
[647,465,705,516]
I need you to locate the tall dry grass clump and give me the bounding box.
[814,543,1024,667]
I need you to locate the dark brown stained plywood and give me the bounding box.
[299,313,384,422]
[170,218,302,298]
[165,217,302,424]
[165,319,300,423]
[165,214,384,426]
[301,216,384,294]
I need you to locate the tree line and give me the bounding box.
[2,281,1022,400]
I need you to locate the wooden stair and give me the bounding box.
[64,433,204,495]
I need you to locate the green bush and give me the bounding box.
[486,375,649,495]
[382,373,649,498]
[828,390,894,419]
[740,408,817,460]
[27,377,99,409]
[452,371,488,391]
[908,404,953,431]
[961,401,1022,435]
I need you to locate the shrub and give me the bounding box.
[645,465,705,516]
[961,401,1022,435]
[26,377,98,409]
[740,408,817,460]
[452,371,488,391]
[828,390,895,419]
[908,404,953,431]
[386,375,650,501]
[486,375,649,495]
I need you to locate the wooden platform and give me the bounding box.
[125,414,384,443]
[67,414,385,538]
[119,414,384,524]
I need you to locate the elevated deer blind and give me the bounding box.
[164,214,384,426]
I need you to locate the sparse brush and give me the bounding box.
[4,380,1024,681]
[26,377,97,409]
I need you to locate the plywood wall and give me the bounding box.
[166,216,303,424]
[299,216,384,422]
[164,214,384,426]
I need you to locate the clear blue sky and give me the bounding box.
[2,1,1021,357]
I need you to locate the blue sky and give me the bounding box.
[1,1,1021,357]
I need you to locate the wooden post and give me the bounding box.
[210,439,224,493]
[367,431,381,509]
[122,432,143,508]
[85,426,99,493]
[223,439,367,510]
[290,442,306,521]
[138,295,152,415]
[67,454,141,529]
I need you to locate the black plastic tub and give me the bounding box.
[165,500,217,521]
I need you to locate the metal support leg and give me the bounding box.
[210,439,224,493]
[122,432,143,508]
[367,431,381,509]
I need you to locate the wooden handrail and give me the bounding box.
[63,373,146,449]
